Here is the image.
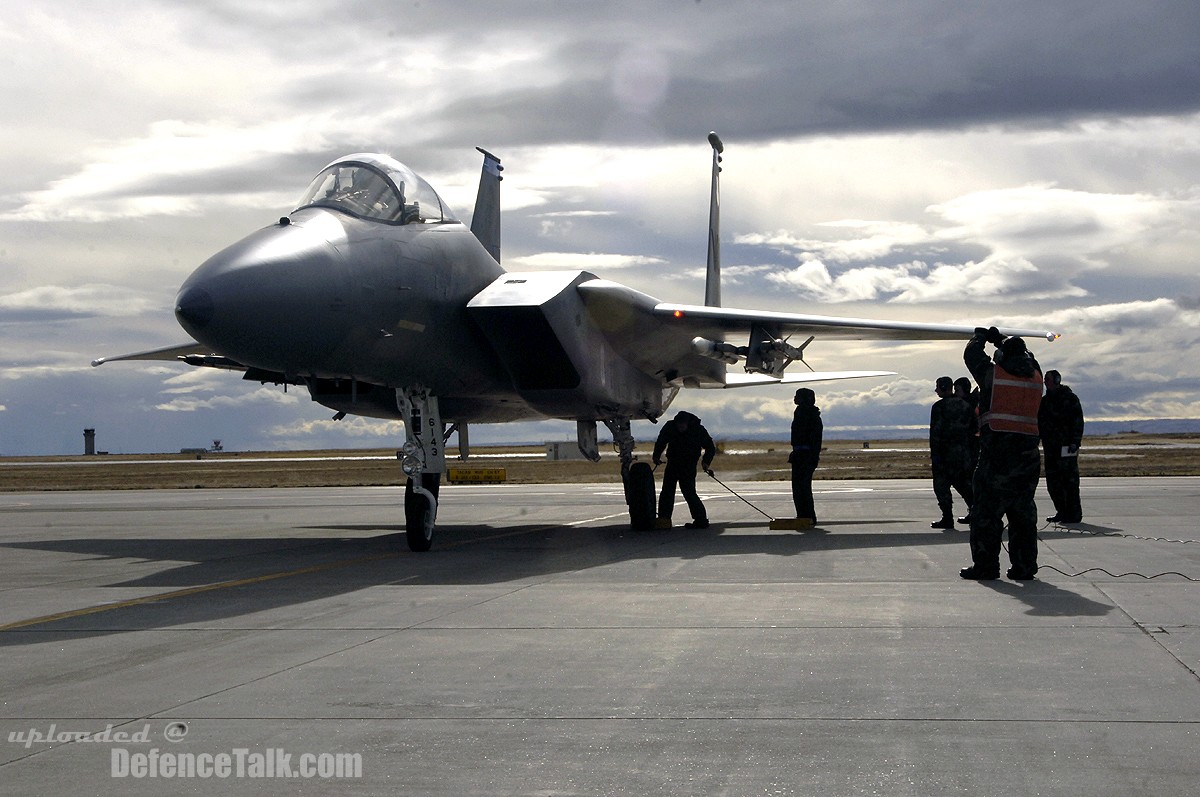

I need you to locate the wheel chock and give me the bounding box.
[654,517,673,529]
[769,517,815,530]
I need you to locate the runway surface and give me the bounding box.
[2,478,1198,794]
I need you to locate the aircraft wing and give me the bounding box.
[91,341,213,367]
[653,302,1059,342]
[574,278,1057,389]
[93,341,302,389]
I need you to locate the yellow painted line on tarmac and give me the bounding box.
[0,552,402,632]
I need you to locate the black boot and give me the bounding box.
[931,515,955,529]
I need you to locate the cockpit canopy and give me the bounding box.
[294,153,458,225]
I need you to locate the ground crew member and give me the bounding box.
[1039,369,1084,523]
[953,376,981,524]
[953,376,980,466]
[652,410,717,528]
[960,327,1043,581]
[789,388,823,524]
[929,376,975,529]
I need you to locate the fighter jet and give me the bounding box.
[94,133,1057,551]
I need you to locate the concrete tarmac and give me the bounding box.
[1,478,1197,795]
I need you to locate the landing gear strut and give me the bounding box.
[602,417,657,531]
[398,386,446,552]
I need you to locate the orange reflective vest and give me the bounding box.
[981,365,1042,436]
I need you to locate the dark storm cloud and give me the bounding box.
[425,1,1200,146]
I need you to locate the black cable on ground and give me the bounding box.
[1008,525,1200,581]
[704,471,775,521]
[1042,520,1197,545]
[1036,563,1199,581]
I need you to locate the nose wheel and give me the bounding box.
[398,386,446,552]
[603,417,657,531]
[404,473,440,552]
[624,461,657,531]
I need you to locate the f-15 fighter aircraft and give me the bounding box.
[95,133,1057,551]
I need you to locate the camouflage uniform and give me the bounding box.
[962,330,1043,580]
[930,378,975,525]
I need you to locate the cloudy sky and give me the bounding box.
[3,0,1200,456]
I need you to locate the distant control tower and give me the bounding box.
[84,428,96,456]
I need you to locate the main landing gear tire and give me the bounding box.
[404,474,441,552]
[624,461,657,531]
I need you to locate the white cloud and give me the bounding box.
[764,255,1087,304]
[0,119,353,223]
[745,182,1199,304]
[930,185,1186,267]
[266,416,405,442]
[155,386,300,412]
[0,283,160,319]
[1099,392,1200,419]
[1053,298,1200,330]
[158,368,235,395]
[738,221,931,264]
[1,364,87,381]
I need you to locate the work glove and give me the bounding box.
[986,326,1006,345]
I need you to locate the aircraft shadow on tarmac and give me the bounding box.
[1,520,1109,645]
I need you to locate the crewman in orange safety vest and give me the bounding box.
[959,326,1043,581]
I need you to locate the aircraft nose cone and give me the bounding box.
[175,286,215,332]
[173,212,352,368]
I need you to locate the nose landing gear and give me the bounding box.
[398,386,446,552]
[602,417,657,532]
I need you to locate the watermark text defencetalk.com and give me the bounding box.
[8,723,362,779]
[111,748,363,779]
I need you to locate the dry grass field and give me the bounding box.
[3,433,1199,492]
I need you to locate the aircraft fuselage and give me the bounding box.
[175,205,551,420]
[174,206,671,425]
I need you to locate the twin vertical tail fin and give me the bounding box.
[705,131,723,308]
[703,132,727,387]
[471,147,503,263]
